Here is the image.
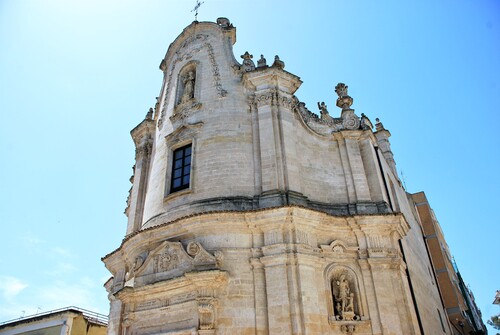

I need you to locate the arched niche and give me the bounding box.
[324,264,367,323]
[176,61,199,106]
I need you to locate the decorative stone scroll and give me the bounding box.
[295,83,375,135]
[320,240,358,257]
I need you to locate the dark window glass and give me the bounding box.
[170,144,192,193]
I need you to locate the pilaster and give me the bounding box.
[243,65,303,204]
[126,111,155,235]
[374,119,397,177]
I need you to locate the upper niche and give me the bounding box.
[176,63,197,106]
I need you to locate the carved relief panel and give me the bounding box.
[126,240,222,288]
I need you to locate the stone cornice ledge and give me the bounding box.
[116,270,228,299]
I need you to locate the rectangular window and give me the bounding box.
[170,144,192,193]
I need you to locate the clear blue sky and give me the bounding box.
[1,0,499,332]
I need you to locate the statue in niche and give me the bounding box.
[332,274,359,321]
[181,71,195,104]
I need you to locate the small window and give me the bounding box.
[170,144,192,193]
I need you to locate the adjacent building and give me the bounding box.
[102,17,483,334]
[0,307,107,335]
[411,192,487,334]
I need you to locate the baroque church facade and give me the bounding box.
[102,18,475,334]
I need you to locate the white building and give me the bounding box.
[102,17,464,335]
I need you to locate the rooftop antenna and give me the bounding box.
[191,0,204,21]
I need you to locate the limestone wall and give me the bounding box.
[107,18,455,335]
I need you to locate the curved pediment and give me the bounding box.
[321,239,359,257]
[129,241,221,288]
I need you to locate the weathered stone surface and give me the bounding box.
[103,18,454,335]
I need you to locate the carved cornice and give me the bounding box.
[254,90,296,109]
[102,207,403,269]
[255,91,274,107]
[131,117,155,148]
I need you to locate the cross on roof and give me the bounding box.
[191,0,204,21]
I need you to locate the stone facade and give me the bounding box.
[103,18,463,334]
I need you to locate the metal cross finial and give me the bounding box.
[191,0,204,21]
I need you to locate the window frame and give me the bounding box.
[169,143,192,194]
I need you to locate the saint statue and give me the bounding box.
[338,275,350,313]
[333,274,357,320]
[181,71,195,103]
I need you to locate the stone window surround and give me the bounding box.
[170,143,192,193]
[164,122,203,201]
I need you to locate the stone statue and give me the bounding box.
[317,101,328,114]
[272,55,285,69]
[257,54,267,68]
[338,275,350,313]
[333,274,357,321]
[317,101,333,121]
[346,293,354,312]
[181,71,195,103]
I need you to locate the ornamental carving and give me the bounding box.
[320,240,358,258]
[171,101,202,125]
[240,51,255,72]
[254,91,295,109]
[295,83,373,135]
[342,110,361,130]
[205,42,227,98]
[255,91,275,107]
[135,136,153,158]
[277,95,295,109]
[158,37,227,129]
[198,298,217,330]
[128,241,221,286]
